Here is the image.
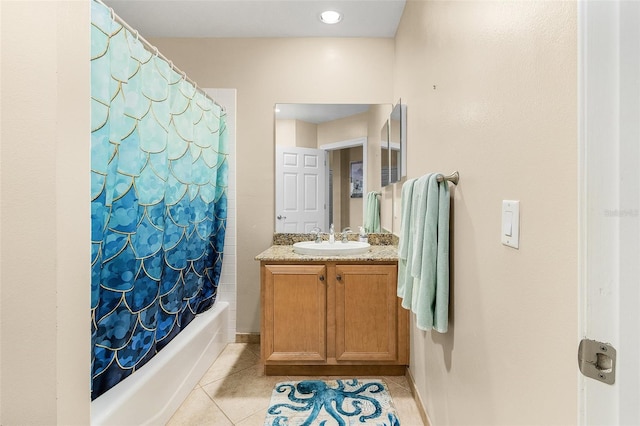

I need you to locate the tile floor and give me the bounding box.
[167,343,425,425]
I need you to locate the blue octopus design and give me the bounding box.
[267,379,400,426]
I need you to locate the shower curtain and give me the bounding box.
[90,1,228,399]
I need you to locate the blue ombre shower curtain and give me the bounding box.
[90,0,228,399]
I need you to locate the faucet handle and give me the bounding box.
[310,227,323,243]
[341,227,353,243]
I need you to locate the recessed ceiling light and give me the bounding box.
[320,10,342,24]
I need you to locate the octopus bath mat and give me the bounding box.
[264,379,401,425]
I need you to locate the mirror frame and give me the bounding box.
[380,118,390,187]
[389,100,407,182]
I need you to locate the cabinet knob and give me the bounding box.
[336,274,342,281]
[319,275,325,282]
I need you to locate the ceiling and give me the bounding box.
[104,0,406,38]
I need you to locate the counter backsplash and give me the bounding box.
[272,232,398,246]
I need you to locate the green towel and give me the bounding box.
[414,174,450,332]
[364,191,381,233]
[397,178,417,306]
[398,174,433,309]
[409,174,432,281]
[397,173,450,333]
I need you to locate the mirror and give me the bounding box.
[389,100,407,182]
[274,103,390,233]
[380,119,390,187]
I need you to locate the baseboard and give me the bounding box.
[265,364,407,377]
[235,333,260,343]
[406,368,432,426]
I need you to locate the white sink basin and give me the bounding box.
[293,240,371,256]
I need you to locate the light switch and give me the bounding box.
[501,200,520,249]
[503,211,513,236]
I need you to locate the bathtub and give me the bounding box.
[91,301,230,426]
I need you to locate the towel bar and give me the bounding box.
[437,171,459,185]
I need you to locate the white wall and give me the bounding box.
[205,88,237,343]
[393,1,578,424]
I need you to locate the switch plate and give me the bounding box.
[502,200,520,248]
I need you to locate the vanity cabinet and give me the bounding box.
[260,260,408,376]
[261,264,327,363]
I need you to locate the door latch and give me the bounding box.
[578,339,616,385]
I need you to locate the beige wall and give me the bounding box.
[275,119,296,147]
[275,119,317,148]
[330,150,343,230]
[150,38,395,332]
[0,1,90,424]
[392,1,578,424]
[345,147,364,229]
[295,120,317,148]
[317,112,368,145]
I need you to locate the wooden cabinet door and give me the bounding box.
[262,264,327,363]
[334,264,399,362]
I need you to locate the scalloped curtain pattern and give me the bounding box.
[90,0,228,400]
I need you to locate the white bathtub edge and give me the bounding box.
[91,301,230,426]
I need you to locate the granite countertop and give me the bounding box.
[255,244,399,262]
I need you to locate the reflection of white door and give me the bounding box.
[275,146,327,233]
[579,1,640,424]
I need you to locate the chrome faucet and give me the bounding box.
[341,227,352,243]
[311,227,323,243]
